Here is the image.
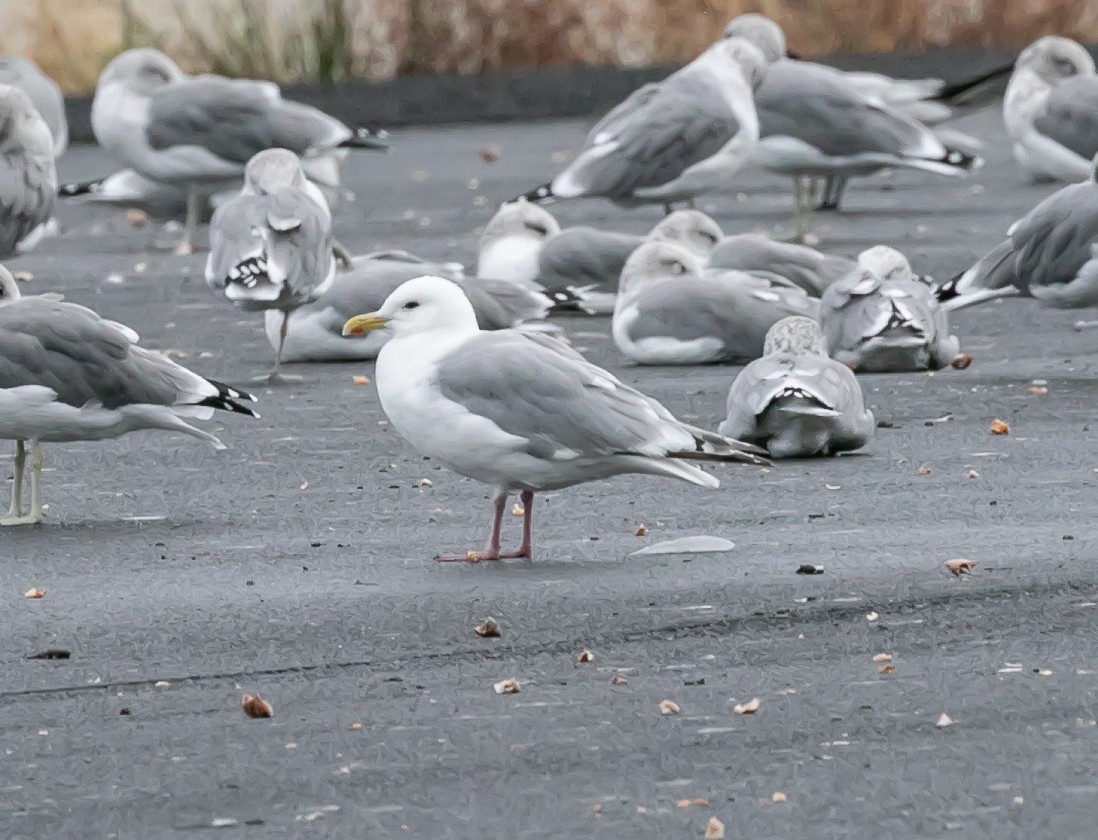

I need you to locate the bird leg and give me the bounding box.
[173,186,200,256]
[332,239,355,271]
[817,176,847,211]
[1,440,43,526]
[436,489,534,562]
[263,310,294,386]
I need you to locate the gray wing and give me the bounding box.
[563,71,740,197]
[435,330,701,460]
[147,76,347,164]
[455,278,549,328]
[0,299,199,408]
[0,58,67,156]
[626,277,815,362]
[0,146,55,256]
[708,235,856,296]
[537,227,643,290]
[757,62,940,158]
[1033,77,1098,162]
[1009,182,1098,296]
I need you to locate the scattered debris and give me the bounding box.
[825,483,841,490]
[349,722,363,730]
[935,712,953,728]
[592,804,602,817]
[878,664,896,674]
[352,375,370,386]
[511,503,524,517]
[23,588,45,599]
[1028,386,1048,395]
[474,617,501,638]
[796,564,824,575]
[577,649,594,664]
[610,674,628,686]
[125,208,149,227]
[242,693,274,718]
[418,478,433,488]
[772,792,788,803]
[154,680,171,688]
[494,678,521,695]
[659,699,680,715]
[631,536,735,556]
[990,419,1010,435]
[945,559,977,577]
[966,469,980,478]
[733,697,761,715]
[865,611,880,622]
[872,653,892,663]
[704,816,725,839]
[917,464,932,476]
[634,524,649,537]
[13,270,32,282]
[26,649,70,660]
[1037,668,1053,677]
[950,353,973,370]
[285,742,297,750]
[299,480,309,491]
[480,146,501,163]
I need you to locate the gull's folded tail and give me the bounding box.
[339,127,390,151]
[59,177,104,198]
[517,183,555,204]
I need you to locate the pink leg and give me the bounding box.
[435,489,534,563]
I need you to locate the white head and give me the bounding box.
[1016,36,1095,83]
[97,48,184,95]
[479,200,560,247]
[0,264,20,305]
[723,13,786,64]
[0,83,52,156]
[619,240,704,295]
[857,245,913,283]
[342,275,478,340]
[649,210,722,256]
[702,36,769,90]
[244,148,307,194]
[764,316,827,356]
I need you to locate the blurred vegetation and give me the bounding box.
[13,0,1098,93]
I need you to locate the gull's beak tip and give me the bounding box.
[342,312,388,337]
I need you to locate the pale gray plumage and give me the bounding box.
[707,234,855,296]
[0,83,55,257]
[612,241,817,365]
[1004,36,1098,182]
[941,162,1098,309]
[0,267,257,525]
[476,201,561,289]
[0,58,67,157]
[352,275,767,561]
[206,150,335,379]
[521,38,767,209]
[270,255,550,362]
[820,262,960,372]
[719,316,874,457]
[538,210,723,314]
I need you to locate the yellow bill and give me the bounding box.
[342,312,390,336]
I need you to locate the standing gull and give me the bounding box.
[342,275,767,562]
[725,15,980,212]
[0,58,67,158]
[476,200,561,289]
[1003,36,1098,183]
[518,37,767,213]
[820,247,961,372]
[938,152,1098,310]
[719,316,874,458]
[706,233,855,296]
[273,253,551,362]
[85,49,387,254]
[0,268,257,525]
[539,210,723,314]
[612,240,816,365]
[0,83,55,257]
[206,149,336,382]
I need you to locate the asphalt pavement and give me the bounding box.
[4,106,1098,839]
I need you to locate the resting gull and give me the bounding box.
[612,240,816,365]
[719,316,874,458]
[206,149,336,382]
[706,233,855,296]
[820,247,961,372]
[1003,36,1098,183]
[273,253,550,362]
[519,37,767,213]
[0,58,67,158]
[0,83,55,257]
[476,200,561,289]
[0,268,257,525]
[725,15,980,212]
[539,210,723,314]
[341,275,767,561]
[80,48,387,254]
[938,152,1098,310]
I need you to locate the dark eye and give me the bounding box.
[701,231,718,244]
[525,222,548,236]
[1053,57,1078,75]
[403,301,419,310]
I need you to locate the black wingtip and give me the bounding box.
[516,183,555,204]
[201,378,260,417]
[942,148,981,171]
[59,178,104,198]
[934,270,965,304]
[340,127,390,151]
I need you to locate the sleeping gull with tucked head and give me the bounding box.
[476,200,561,289]
[1003,36,1098,183]
[83,48,387,255]
[206,149,336,382]
[518,37,767,213]
[0,267,256,525]
[719,316,874,458]
[342,275,767,562]
[0,83,56,257]
[0,58,67,158]
[706,233,855,297]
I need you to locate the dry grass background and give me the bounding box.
[8,0,1098,92]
